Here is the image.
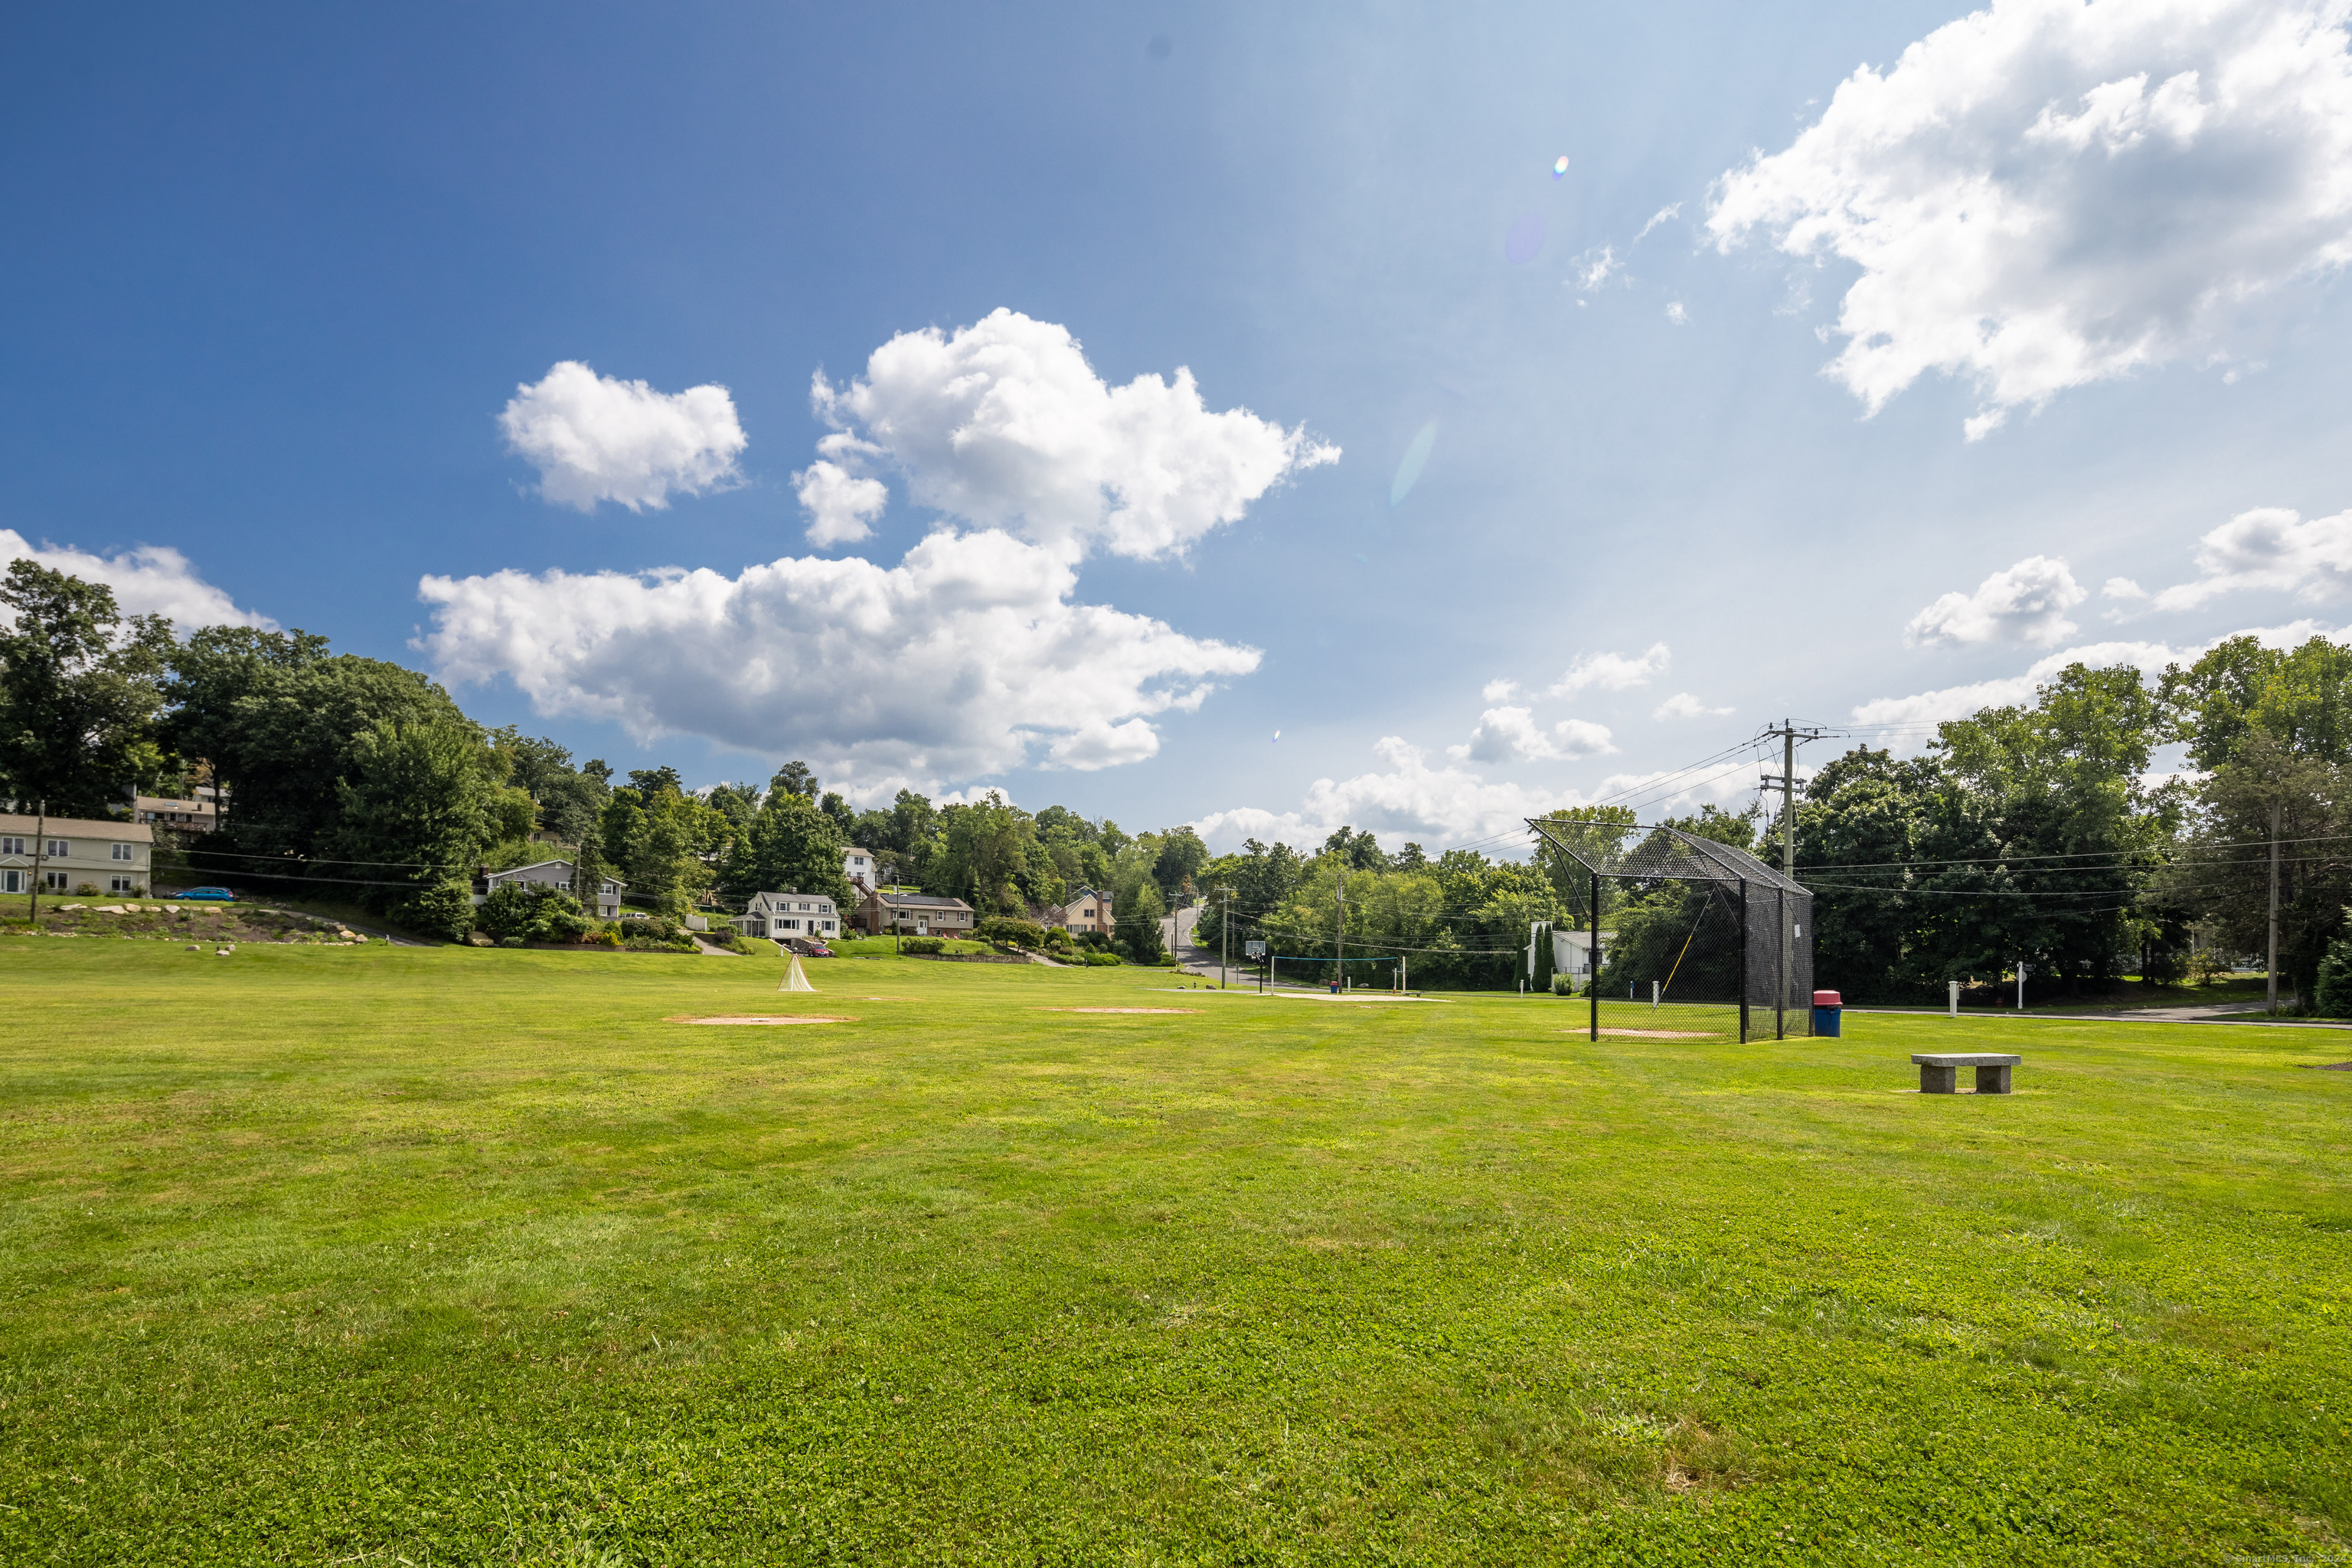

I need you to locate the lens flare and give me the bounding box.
[1390,420,1438,506]
[1505,214,1544,265]
[1553,155,1570,177]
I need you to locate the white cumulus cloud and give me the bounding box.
[1854,617,2352,733]
[1481,677,1521,701]
[0,529,273,630]
[500,361,747,511]
[793,437,890,547]
[1708,0,2352,435]
[1194,737,1593,851]
[1905,554,2088,647]
[2151,505,2352,608]
[417,529,1257,786]
[1194,739,1764,853]
[1550,642,1671,694]
[1447,707,1616,763]
[1654,692,1733,720]
[806,308,1337,562]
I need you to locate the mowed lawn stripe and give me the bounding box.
[0,939,2346,1563]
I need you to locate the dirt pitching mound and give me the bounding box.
[666,1014,854,1026]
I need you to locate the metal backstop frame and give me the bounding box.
[1527,818,1815,1043]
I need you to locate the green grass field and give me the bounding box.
[3,941,2347,1564]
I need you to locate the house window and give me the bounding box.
[0,838,20,855]
[42,871,68,890]
[109,876,136,893]
[46,841,69,859]
[111,843,135,861]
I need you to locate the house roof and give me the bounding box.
[0,813,152,842]
[485,859,576,877]
[843,845,875,858]
[133,796,215,812]
[877,891,972,910]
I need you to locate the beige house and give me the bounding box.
[732,888,844,941]
[0,814,153,897]
[133,795,220,833]
[1034,886,1113,936]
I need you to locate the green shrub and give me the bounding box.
[977,916,1047,949]
[479,882,599,944]
[2315,928,2352,1018]
[1551,974,1576,997]
[390,880,476,943]
[1083,951,1122,966]
[901,936,946,955]
[498,936,525,948]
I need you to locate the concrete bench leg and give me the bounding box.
[1975,1063,2013,1095]
[1919,1063,1957,1094]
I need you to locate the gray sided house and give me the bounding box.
[472,860,625,920]
[862,889,975,936]
[732,889,844,942]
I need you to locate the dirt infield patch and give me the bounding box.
[1039,1008,1200,1015]
[1576,1027,1720,1039]
[2302,1061,2352,1070]
[665,1014,854,1026]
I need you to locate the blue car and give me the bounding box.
[172,887,238,901]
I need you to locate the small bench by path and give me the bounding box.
[1912,1053,2020,1094]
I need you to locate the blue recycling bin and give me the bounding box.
[1812,989,1842,1037]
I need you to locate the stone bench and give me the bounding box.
[1912,1053,2019,1094]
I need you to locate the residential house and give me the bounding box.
[842,845,878,891]
[731,888,844,942]
[1547,928,1616,984]
[1031,886,1113,936]
[0,813,153,896]
[133,795,220,833]
[472,860,625,920]
[861,889,975,936]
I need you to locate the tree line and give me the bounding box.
[1196,640,2352,1005]
[0,561,1208,951]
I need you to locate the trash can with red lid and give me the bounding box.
[1812,990,1842,1037]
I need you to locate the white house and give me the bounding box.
[0,813,153,896]
[472,860,625,920]
[842,845,877,890]
[733,888,843,942]
[1542,927,1615,982]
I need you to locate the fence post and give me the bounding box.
[1589,871,1600,1044]
[1738,878,1750,1044]
[1775,886,1786,1040]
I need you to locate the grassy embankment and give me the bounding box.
[1,939,2347,1564]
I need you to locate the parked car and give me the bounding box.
[803,941,834,957]
[172,887,238,901]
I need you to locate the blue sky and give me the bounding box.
[6,1,2350,849]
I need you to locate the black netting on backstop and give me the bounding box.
[1530,818,1815,1042]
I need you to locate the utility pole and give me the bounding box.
[1215,885,1235,988]
[2268,799,2282,1011]
[1756,720,1832,876]
[1334,873,1345,989]
[1758,720,1830,1030]
[28,801,46,923]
